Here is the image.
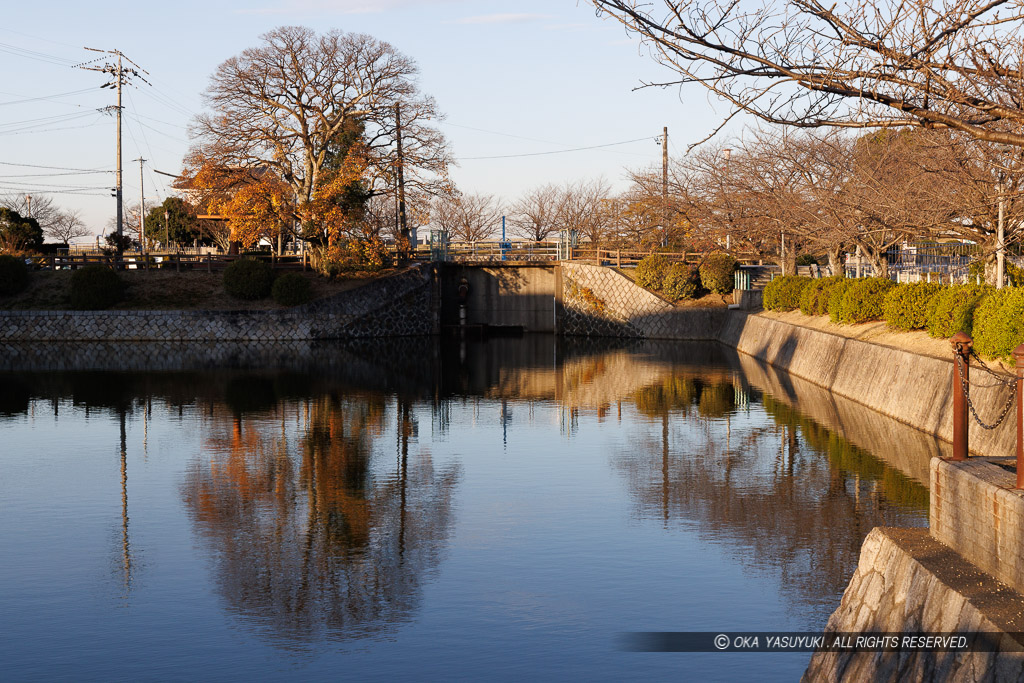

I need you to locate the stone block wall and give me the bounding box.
[931,458,1024,597]
[0,265,434,342]
[559,262,729,340]
[803,527,1024,682]
[720,312,1017,460]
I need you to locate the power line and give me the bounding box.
[0,110,97,130]
[0,41,79,67]
[458,137,654,160]
[443,121,567,146]
[0,170,110,177]
[0,87,97,106]
[0,160,111,172]
[0,119,106,137]
[0,186,109,196]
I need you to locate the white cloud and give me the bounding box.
[542,22,595,32]
[453,13,554,25]
[236,0,466,15]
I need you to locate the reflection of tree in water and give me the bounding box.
[618,376,928,621]
[182,394,460,643]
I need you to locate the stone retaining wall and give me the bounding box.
[559,262,730,339]
[557,263,1015,460]
[803,527,1024,682]
[0,265,434,341]
[931,458,1024,597]
[720,312,1017,461]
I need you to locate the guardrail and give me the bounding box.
[28,252,310,272]
[41,242,767,269]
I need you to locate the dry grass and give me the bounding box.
[0,268,380,311]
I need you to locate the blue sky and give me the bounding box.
[0,0,737,238]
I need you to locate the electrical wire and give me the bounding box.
[0,186,109,196]
[442,121,568,147]
[458,137,654,160]
[0,170,110,177]
[0,110,96,130]
[0,160,111,172]
[0,87,97,106]
[0,119,106,137]
[0,41,79,67]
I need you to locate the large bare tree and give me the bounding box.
[593,0,1024,147]
[186,26,452,251]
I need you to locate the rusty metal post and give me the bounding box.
[951,332,973,461]
[1015,344,1024,488]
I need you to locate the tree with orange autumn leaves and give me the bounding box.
[180,26,451,269]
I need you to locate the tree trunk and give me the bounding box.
[827,247,843,277]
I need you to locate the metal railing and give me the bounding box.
[28,252,310,272]
[950,335,1024,488]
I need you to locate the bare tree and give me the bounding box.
[46,209,91,245]
[185,26,452,252]
[593,0,1024,147]
[508,184,563,241]
[556,178,615,246]
[431,191,501,242]
[1,193,59,237]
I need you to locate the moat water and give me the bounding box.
[0,337,929,681]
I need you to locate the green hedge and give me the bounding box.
[69,265,124,310]
[0,254,29,296]
[926,284,990,338]
[271,272,313,306]
[882,282,944,331]
[699,252,737,294]
[834,277,896,324]
[663,262,700,300]
[827,278,857,323]
[799,276,845,316]
[635,254,671,290]
[223,258,274,300]
[763,275,812,311]
[973,288,1024,363]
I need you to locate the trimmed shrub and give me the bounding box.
[827,278,857,323]
[69,265,124,310]
[799,276,845,316]
[926,284,990,338]
[763,275,812,311]
[835,277,896,324]
[1008,262,1024,288]
[973,288,1024,363]
[271,272,313,306]
[635,254,671,290]
[882,282,944,331]
[0,254,29,296]
[699,252,738,294]
[223,258,273,300]
[662,262,700,300]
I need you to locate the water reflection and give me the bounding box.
[616,368,927,617]
[181,396,460,643]
[0,337,929,659]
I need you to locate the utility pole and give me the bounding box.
[395,102,408,252]
[997,177,1006,289]
[77,48,150,257]
[662,127,669,247]
[135,157,147,257]
[25,194,32,219]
